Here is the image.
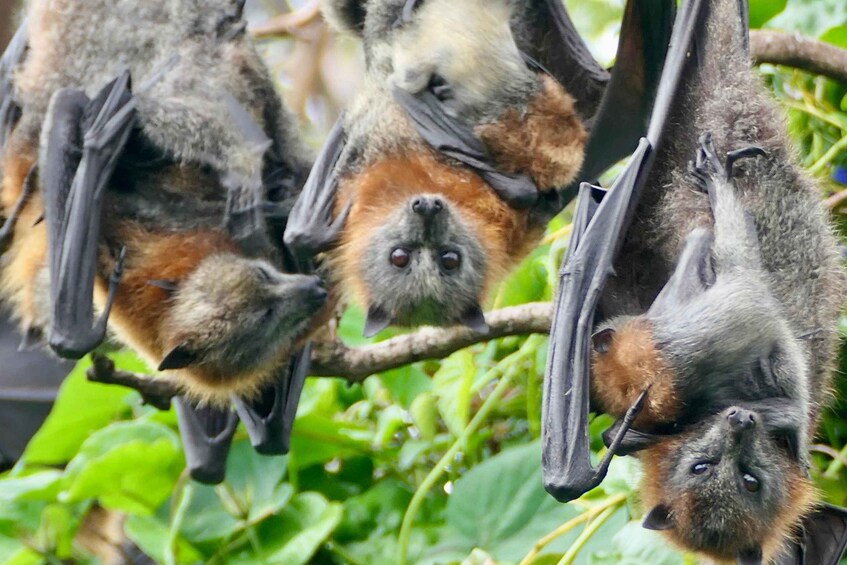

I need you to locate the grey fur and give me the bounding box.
[359,194,487,327]
[8,0,320,394]
[600,0,844,426]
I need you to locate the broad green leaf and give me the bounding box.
[409,392,439,441]
[335,479,412,542]
[220,440,290,523]
[23,354,142,465]
[0,471,62,502]
[749,0,787,28]
[177,484,240,545]
[610,521,686,565]
[379,365,433,408]
[125,514,204,564]
[61,421,182,514]
[229,492,342,565]
[373,405,408,449]
[821,25,847,48]
[432,350,475,437]
[291,412,372,470]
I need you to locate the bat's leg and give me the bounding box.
[0,165,36,255]
[232,344,311,455]
[690,134,765,272]
[175,397,239,485]
[42,72,136,359]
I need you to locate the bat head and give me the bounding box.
[324,0,536,123]
[159,253,327,399]
[639,407,815,563]
[356,192,489,336]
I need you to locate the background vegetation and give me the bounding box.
[1,0,847,563]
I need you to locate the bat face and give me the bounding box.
[357,193,487,332]
[160,254,327,397]
[388,0,535,122]
[640,407,814,563]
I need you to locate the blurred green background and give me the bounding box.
[1,0,847,563]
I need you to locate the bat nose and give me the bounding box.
[726,408,756,431]
[411,196,444,219]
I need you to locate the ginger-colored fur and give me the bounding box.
[1,145,48,331]
[477,75,587,190]
[333,150,544,308]
[640,439,816,564]
[591,318,680,429]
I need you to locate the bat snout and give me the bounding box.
[726,407,756,431]
[410,196,444,219]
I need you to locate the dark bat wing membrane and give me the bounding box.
[283,118,350,274]
[41,73,135,359]
[542,0,712,502]
[0,19,27,152]
[776,505,847,565]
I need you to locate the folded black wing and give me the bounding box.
[776,504,847,565]
[0,19,27,150]
[541,0,711,502]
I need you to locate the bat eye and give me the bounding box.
[440,250,461,271]
[742,473,760,493]
[691,462,710,475]
[390,248,412,269]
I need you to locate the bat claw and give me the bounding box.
[725,146,766,179]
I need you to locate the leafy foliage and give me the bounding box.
[1,0,847,564]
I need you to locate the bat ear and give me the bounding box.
[159,344,199,371]
[320,0,367,36]
[460,304,489,334]
[642,505,674,531]
[736,546,763,565]
[363,305,392,338]
[591,328,615,354]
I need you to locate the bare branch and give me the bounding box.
[309,302,554,380]
[87,353,176,410]
[251,0,321,38]
[751,30,847,85]
[86,303,553,399]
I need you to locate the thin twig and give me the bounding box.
[86,353,177,410]
[251,0,321,38]
[751,30,847,85]
[86,303,554,401]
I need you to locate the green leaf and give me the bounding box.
[229,492,342,565]
[61,421,182,514]
[748,0,787,28]
[177,484,240,545]
[290,412,372,470]
[0,471,62,503]
[610,521,686,565]
[379,365,432,408]
[125,514,205,564]
[821,25,847,48]
[23,356,137,465]
[409,392,439,441]
[432,350,475,437]
[220,440,291,523]
[446,442,550,545]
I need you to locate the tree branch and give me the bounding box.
[750,30,847,85]
[86,302,553,399]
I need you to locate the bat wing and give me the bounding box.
[542,0,712,502]
[392,86,540,209]
[175,397,239,485]
[41,72,136,359]
[776,504,847,565]
[283,118,350,274]
[0,19,27,151]
[232,343,311,455]
[520,0,675,215]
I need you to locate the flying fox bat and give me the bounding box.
[0,0,327,484]
[284,0,674,337]
[542,0,846,562]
